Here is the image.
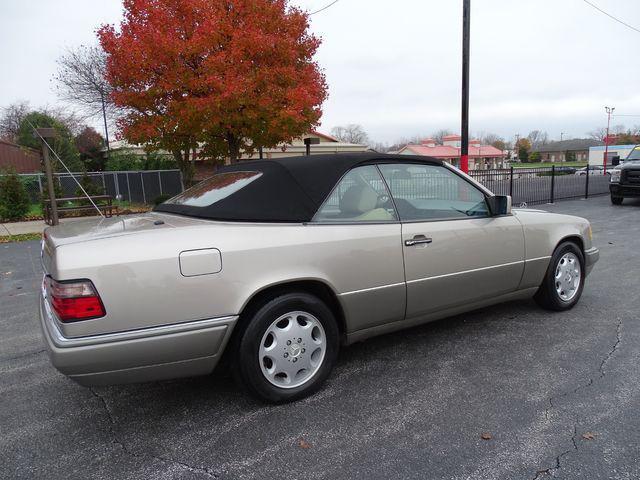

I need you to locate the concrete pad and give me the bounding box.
[0,217,89,236]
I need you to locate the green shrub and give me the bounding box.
[143,153,178,170]
[105,150,144,171]
[105,150,178,171]
[0,169,31,221]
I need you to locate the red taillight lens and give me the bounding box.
[47,278,105,322]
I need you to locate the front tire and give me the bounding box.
[534,242,585,311]
[233,292,339,403]
[611,195,623,205]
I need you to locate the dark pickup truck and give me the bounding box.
[610,146,640,205]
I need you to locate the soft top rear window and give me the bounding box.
[163,171,262,207]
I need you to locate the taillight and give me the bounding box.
[47,278,106,322]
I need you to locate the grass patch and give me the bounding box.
[0,233,42,243]
[28,203,43,217]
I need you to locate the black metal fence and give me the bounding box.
[470,166,611,205]
[14,170,184,205]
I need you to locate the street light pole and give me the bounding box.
[604,106,615,174]
[460,0,471,173]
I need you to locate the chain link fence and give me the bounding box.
[14,170,184,205]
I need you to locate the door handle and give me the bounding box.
[404,235,433,247]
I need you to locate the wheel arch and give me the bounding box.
[556,234,584,255]
[234,278,348,341]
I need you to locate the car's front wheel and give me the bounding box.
[233,292,339,403]
[611,195,623,205]
[534,241,585,311]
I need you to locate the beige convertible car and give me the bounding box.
[39,154,599,402]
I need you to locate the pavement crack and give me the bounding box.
[88,387,219,478]
[3,349,46,361]
[535,318,623,478]
[599,317,623,378]
[532,424,578,479]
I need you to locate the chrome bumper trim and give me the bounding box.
[40,293,237,349]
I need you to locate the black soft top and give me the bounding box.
[155,153,442,222]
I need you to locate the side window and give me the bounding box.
[378,163,489,221]
[313,165,398,222]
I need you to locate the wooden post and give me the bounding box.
[37,128,59,226]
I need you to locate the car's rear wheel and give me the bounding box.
[534,241,585,311]
[611,195,623,205]
[233,292,339,403]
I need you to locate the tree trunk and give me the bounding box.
[101,93,110,159]
[173,149,194,187]
[227,132,241,163]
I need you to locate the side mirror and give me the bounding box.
[612,156,621,166]
[487,195,512,216]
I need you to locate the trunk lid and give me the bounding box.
[43,212,207,248]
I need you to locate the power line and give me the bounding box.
[582,0,640,34]
[309,0,340,15]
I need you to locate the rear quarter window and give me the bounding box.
[163,171,262,207]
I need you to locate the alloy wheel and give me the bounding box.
[258,311,326,389]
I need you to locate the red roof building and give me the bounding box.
[398,136,506,170]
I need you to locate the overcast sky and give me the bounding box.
[1,0,639,144]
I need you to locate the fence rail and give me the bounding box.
[470,165,611,205]
[10,170,184,205]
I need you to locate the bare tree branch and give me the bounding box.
[54,44,117,151]
[330,124,370,145]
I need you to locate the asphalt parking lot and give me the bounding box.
[2,195,639,480]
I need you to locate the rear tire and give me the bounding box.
[534,242,585,311]
[232,292,339,403]
[611,195,623,205]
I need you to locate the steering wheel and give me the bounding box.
[376,193,391,208]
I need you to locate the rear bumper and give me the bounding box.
[584,247,599,277]
[610,183,640,197]
[39,292,237,386]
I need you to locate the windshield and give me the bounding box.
[626,146,640,161]
[162,171,262,207]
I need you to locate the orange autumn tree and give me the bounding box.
[98,0,327,182]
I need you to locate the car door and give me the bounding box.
[378,162,525,319]
[311,165,406,332]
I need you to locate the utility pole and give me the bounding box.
[101,93,110,159]
[37,128,59,226]
[460,0,471,173]
[604,106,614,174]
[560,132,567,141]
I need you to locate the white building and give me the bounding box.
[589,144,637,165]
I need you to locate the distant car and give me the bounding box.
[39,153,599,403]
[575,165,609,176]
[554,166,577,175]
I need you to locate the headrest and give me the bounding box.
[339,185,378,215]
